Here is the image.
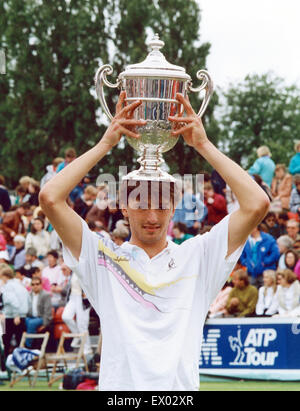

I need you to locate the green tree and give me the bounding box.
[0,0,108,185]
[219,72,300,169]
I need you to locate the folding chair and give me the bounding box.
[9,332,50,387]
[46,332,89,386]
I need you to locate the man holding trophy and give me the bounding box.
[39,36,269,391]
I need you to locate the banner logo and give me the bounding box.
[229,326,278,366]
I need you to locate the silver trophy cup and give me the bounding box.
[95,34,213,182]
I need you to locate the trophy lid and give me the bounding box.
[119,34,191,81]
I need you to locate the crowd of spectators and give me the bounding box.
[1,142,300,368]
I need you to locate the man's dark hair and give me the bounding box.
[119,179,180,210]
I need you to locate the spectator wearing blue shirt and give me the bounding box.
[240,225,280,288]
[289,141,300,176]
[248,146,275,187]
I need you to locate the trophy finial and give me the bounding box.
[148,33,165,52]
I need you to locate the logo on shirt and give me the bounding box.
[167,258,176,271]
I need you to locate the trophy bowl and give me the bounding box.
[95,34,213,181]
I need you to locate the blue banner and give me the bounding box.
[200,318,300,380]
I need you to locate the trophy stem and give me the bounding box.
[138,147,164,172]
[123,145,175,182]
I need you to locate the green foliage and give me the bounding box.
[1,0,109,185]
[219,72,300,169]
[0,0,214,186]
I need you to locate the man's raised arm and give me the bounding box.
[169,93,270,257]
[39,92,146,260]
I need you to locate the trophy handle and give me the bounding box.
[95,64,121,120]
[187,70,213,118]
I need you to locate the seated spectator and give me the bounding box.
[107,199,124,232]
[262,212,281,239]
[289,174,300,216]
[21,247,44,279]
[27,179,40,207]
[73,185,98,220]
[87,221,110,241]
[0,175,11,212]
[248,145,275,187]
[25,217,51,260]
[225,270,258,317]
[271,164,292,212]
[14,185,28,205]
[25,277,52,348]
[288,140,300,176]
[255,270,278,316]
[284,249,299,274]
[252,174,273,201]
[271,269,300,317]
[277,235,294,269]
[211,169,226,197]
[42,250,65,309]
[224,184,239,214]
[208,281,232,318]
[15,268,31,291]
[0,204,26,254]
[31,267,51,292]
[286,219,300,243]
[56,147,77,173]
[276,211,288,237]
[40,157,64,188]
[0,231,7,255]
[111,226,130,246]
[24,209,34,233]
[172,222,193,245]
[86,185,110,229]
[292,239,300,255]
[0,265,29,359]
[10,235,26,270]
[203,182,227,226]
[240,225,280,288]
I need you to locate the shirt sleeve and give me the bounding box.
[201,214,246,307]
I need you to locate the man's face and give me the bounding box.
[286,222,299,239]
[47,254,57,267]
[122,200,174,246]
[232,274,245,289]
[31,279,42,294]
[14,240,24,250]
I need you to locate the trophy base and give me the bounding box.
[122,167,176,183]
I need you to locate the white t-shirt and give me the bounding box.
[63,214,244,391]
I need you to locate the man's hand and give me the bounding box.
[169,93,208,149]
[14,316,21,326]
[100,91,147,150]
